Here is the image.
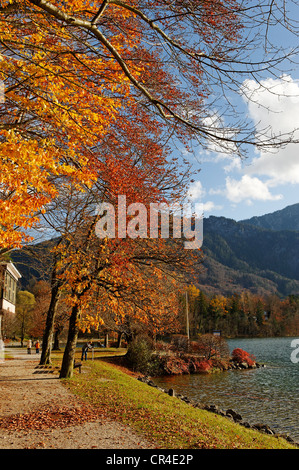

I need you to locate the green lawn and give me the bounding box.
[61,355,297,449]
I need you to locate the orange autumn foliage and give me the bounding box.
[0,0,142,250]
[56,223,192,338]
[0,0,243,252]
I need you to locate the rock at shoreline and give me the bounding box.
[203,404,225,416]
[226,408,242,422]
[252,423,276,435]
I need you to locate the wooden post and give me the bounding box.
[186,291,190,340]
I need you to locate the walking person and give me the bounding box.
[27,339,32,354]
[35,340,40,354]
[81,341,93,361]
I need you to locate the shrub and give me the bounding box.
[170,335,190,354]
[159,355,190,375]
[197,359,213,372]
[125,336,154,374]
[232,348,256,367]
[189,341,205,354]
[196,334,230,360]
[155,341,171,352]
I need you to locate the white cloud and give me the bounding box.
[189,76,299,211]
[187,180,206,200]
[202,201,223,213]
[214,75,299,206]
[187,181,223,214]
[223,157,242,173]
[241,75,299,187]
[224,175,283,203]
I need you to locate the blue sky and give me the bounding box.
[185,5,299,222]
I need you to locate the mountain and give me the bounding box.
[10,204,299,298]
[241,203,299,231]
[11,239,55,290]
[196,204,299,297]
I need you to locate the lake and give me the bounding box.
[153,337,299,441]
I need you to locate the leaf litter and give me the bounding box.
[0,404,103,431]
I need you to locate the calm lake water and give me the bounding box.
[154,337,299,441]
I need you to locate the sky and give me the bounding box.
[185,6,299,222]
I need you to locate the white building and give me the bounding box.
[0,262,22,339]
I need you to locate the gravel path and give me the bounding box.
[0,347,156,449]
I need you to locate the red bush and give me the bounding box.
[189,341,204,353]
[155,341,171,352]
[197,359,213,372]
[162,356,190,375]
[232,348,256,366]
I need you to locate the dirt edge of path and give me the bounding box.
[0,348,157,450]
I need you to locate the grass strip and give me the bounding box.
[63,357,297,450]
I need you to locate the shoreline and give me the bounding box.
[137,375,299,448]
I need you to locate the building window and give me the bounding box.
[3,271,17,305]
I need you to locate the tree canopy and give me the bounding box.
[2,0,299,250]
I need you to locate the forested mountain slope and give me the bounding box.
[197,204,299,297]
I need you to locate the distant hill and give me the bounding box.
[241,203,299,231]
[11,239,55,290]
[196,205,299,297]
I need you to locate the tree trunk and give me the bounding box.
[40,277,61,365]
[53,326,62,350]
[104,331,109,348]
[116,332,123,348]
[59,304,80,379]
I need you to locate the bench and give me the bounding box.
[73,361,82,373]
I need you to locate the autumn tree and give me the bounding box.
[28,281,50,339]
[198,333,230,360]
[207,295,228,331]
[37,186,97,364]
[22,0,299,151]
[255,299,265,327]
[15,291,36,346]
[0,0,143,251]
[58,214,198,377]
[78,245,186,344]
[35,106,192,365]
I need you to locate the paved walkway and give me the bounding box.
[0,347,156,449]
